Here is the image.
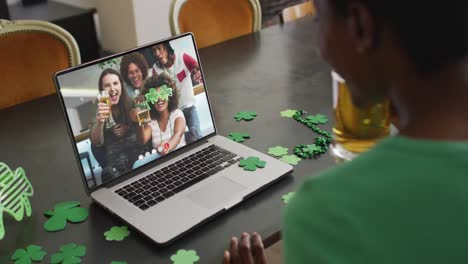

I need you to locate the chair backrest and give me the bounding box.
[281,1,315,23]
[0,19,80,109]
[169,0,262,48]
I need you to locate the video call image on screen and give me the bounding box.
[57,35,215,189]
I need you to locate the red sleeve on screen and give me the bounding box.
[183,53,198,72]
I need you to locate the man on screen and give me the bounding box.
[151,42,203,144]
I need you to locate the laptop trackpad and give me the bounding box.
[186,177,246,209]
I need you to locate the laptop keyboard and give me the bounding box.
[114,145,242,210]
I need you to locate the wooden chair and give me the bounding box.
[0,19,80,109]
[169,0,262,48]
[281,0,315,23]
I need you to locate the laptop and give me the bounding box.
[54,33,293,245]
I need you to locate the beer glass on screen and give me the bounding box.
[330,71,391,161]
[135,95,151,126]
[97,90,117,129]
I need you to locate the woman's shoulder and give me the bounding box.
[171,109,185,119]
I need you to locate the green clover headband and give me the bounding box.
[145,85,173,104]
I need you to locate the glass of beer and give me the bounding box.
[97,90,116,129]
[330,71,390,161]
[135,96,151,126]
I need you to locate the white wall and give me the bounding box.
[97,0,172,52]
[96,0,138,52]
[133,0,172,46]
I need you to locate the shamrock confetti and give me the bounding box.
[43,201,88,232]
[306,114,328,124]
[268,146,289,157]
[170,249,200,264]
[280,109,298,118]
[145,85,173,104]
[50,243,86,264]
[234,111,258,122]
[303,144,322,154]
[104,226,130,241]
[0,162,33,239]
[239,157,267,171]
[228,132,251,143]
[11,245,46,264]
[280,155,301,165]
[282,192,296,204]
[110,262,127,264]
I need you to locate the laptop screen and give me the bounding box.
[55,34,216,190]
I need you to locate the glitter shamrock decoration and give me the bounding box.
[282,192,296,204]
[239,157,267,171]
[228,132,251,143]
[98,58,120,69]
[0,162,33,240]
[306,114,328,124]
[43,201,88,232]
[50,243,86,264]
[170,249,200,264]
[234,111,258,122]
[280,155,301,165]
[297,144,323,157]
[291,110,332,159]
[280,109,298,118]
[104,226,130,241]
[11,245,46,264]
[268,146,289,157]
[145,85,173,104]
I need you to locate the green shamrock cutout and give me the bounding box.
[234,111,258,122]
[280,109,298,118]
[0,162,33,240]
[228,132,251,143]
[306,114,328,124]
[268,146,288,157]
[239,157,267,171]
[43,201,88,232]
[170,249,200,264]
[104,226,130,241]
[145,85,173,104]
[11,245,46,264]
[111,262,127,264]
[282,192,296,204]
[50,243,86,264]
[302,144,322,154]
[280,155,301,165]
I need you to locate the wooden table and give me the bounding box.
[0,16,335,263]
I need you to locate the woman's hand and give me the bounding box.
[191,69,203,84]
[223,232,268,264]
[130,108,140,123]
[113,124,129,138]
[96,103,110,124]
[156,141,170,156]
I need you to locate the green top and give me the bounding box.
[284,136,468,263]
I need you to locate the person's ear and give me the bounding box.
[347,1,378,53]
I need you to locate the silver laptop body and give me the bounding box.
[54,33,293,245]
